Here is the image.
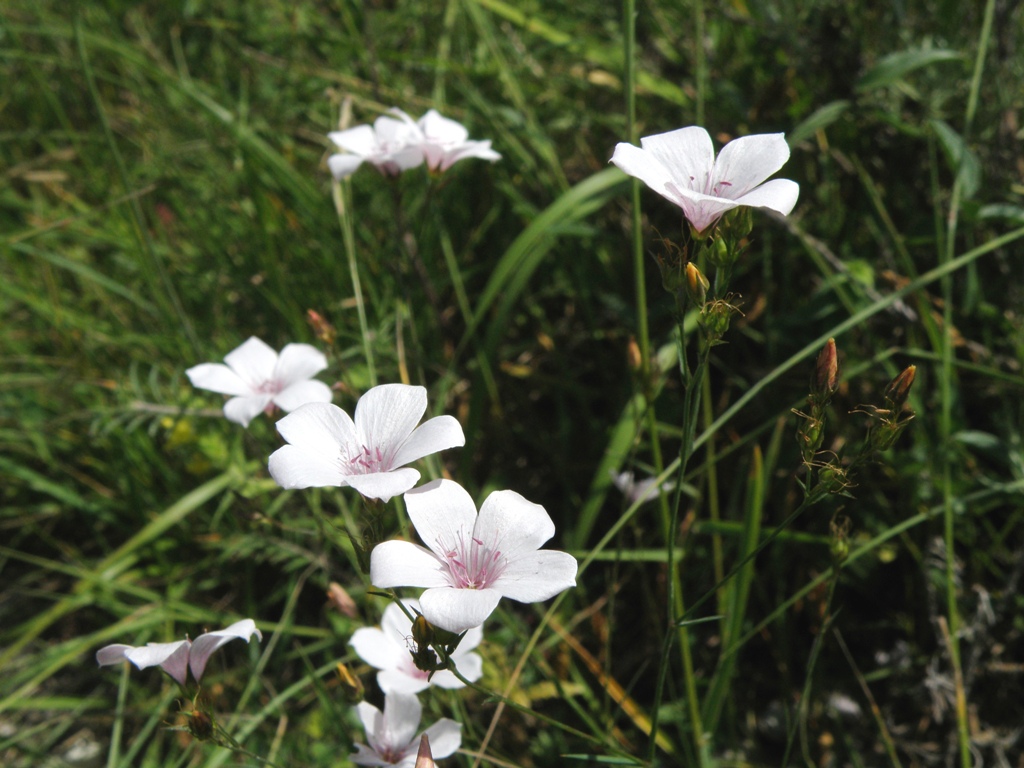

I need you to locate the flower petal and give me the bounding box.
[328,154,365,179]
[419,586,502,634]
[640,126,716,194]
[402,479,480,559]
[421,718,462,759]
[185,363,250,396]
[346,468,421,502]
[273,380,333,413]
[277,401,355,455]
[223,337,278,388]
[370,540,449,589]
[418,109,469,144]
[96,644,133,667]
[609,142,677,203]
[350,626,406,671]
[711,132,790,198]
[382,692,422,752]
[439,648,482,686]
[355,701,385,755]
[660,184,739,234]
[439,141,502,171]
[268,444,346,488]
[390,415,465,469]
[223,394,272,427]
[351,744,390,767]
[353,385,427,464]
[474,489,555,562]
[274,343,328,386]
[733,178,800,218]
[329,125,377,156]
[124,641,191,686]
[189,619,262,682]
[377,668,430,695]
[493,549,578,602]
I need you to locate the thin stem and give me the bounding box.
[940,4,994,766]
[332,179,377,386]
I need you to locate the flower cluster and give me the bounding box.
[328,108,501,179]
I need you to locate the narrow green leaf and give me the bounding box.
[856,49,962,91]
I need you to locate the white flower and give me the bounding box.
[417,110,501,172]
[370,479,578,633]
[611,470,675,505]
[351,692,461,768]
[267,384,465,502]
[610,126,799,235]
[96,619,262,686]
[328,111,425,179]
[350,599,482,694]
[186,336,333,427]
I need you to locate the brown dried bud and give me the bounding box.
[626,336,642,372]
[306,309,336,346]
[813,338,839,403]
[414,734,436,768]
[884,365,916,410]
[326,582,358,618]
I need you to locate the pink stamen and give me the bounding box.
[437,529,506,590]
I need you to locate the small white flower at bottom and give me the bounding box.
[351,692,461,768]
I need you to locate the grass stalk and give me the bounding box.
[332,178,377,387]
[940,3,995,765]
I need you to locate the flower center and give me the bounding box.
[341,444,389,475]
[254,379,283,395]
[685,173,733,198]
[438,529,506,590]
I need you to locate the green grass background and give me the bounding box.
[3,0,1024,766]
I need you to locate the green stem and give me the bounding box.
[940,4,994,766]
[332,179,377,387]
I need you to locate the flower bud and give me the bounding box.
[411,614,434,648]
[626,336,642,372]
[884,365,916,410]
[829,514,852,565]
[187,710,215,741]
[306,309,336,346]
[414,734,436,768]
[812,338,839,404]
[796,414,825,462]
[685,262,709,306]
[653,238,688,296]
[336,662,364,704]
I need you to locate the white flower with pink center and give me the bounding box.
[267,384,465,502]
[610,126,799,235]
[370,479,578,633]
[350,599,482,694]
[186,336,332,427]
[351,691,461,767]
[96,619,262,686]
